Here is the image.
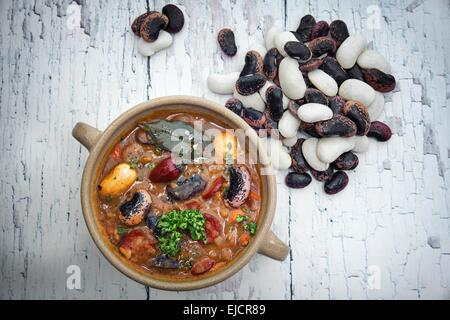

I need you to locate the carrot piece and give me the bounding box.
[229,209,243,223]
[111,145,121,161]
[220,210,229,218]
[239,232,251,246]
[248,190,260,201]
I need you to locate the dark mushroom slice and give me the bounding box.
[148,254,180,269]
[162,4,185,33]
[235,74,267,96]
[225,98,244,116]
[135,128,152,144]
[119,190,152,226]
[140,12,169,42]
[225,166,251,208]
[295,14,316,42]
[320,56,349,86]
[240,50,264,77]
[131,11,156,36]
[266,85,284,121]
[217,28,237,56]
[166,174,207,201]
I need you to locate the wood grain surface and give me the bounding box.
[0,0,449,299]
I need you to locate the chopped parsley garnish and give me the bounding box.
[244,221,257,236]
[117,226,127,236]
[144,162,155,170]
[236,214,249,223]
[128,157,140,169]
[157,209,207,257]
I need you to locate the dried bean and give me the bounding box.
[308,37,337,57]
[263,48,281,80]
[162,4,184,33]
[242,107,266,129]
[362,68,396,93]
[278,110,301,138]
[300,121,321,138]
[285,172,312,188]
[240,50,264,77]
[342,101,371,136]
[140,12,169,42]
[367,121,392,141]
[295,15,316,42]
[316,136,356,164]
[328,96,346,115]
[311,21,330,40]
[132,12,155,36]
[302,138,329,171]
[218,28,237,56]
[305,88,328,105]
[357,49,391,74]
[299,57,323,72]
[275,32,298,57]
[284,41,312,62]
[332,151,359,170]
[279,57,307,100]
[307,69,338,96]
[207,72,240,94]
[225,98,244,116]
[324,171,349,194]
[265,25,282,49]
[320,56,349,86]
[288,100,302,117]
[339,79,376,106]
[236,74,267,96]
[336,34,367,69]
[297,103,333,123]
[367,91,384,120]
[310,166,334,182]
[352,136,370,153]
[329,20,349,46]
[315,114,357,137]
[266,86,284,121]
[138,31,173,56]
[347,64,364,81]
[233,89,266,112]
[290,138,310,173]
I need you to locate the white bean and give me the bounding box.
[367,91,384,120]
[207,72,240,94]
[307,69,338,96]
[261,137,292,170]
[352,136,370,153]
[279,57,306,100]
[316,137,356,164]
[274,31,298,57]
[336,34,367,69]
[233,89,266,112]
[356,49,391,74]
[279,111,301,138]
[282,136,298,147]
[265,25,282,50]
[138,31,173,57]
[302,138,329,171]
[339,79,376,106]
[297,103,333,123]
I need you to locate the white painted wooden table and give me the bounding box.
[1,0,449,300]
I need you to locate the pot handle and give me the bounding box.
[72,122,102,151]
[258,230,289,261]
